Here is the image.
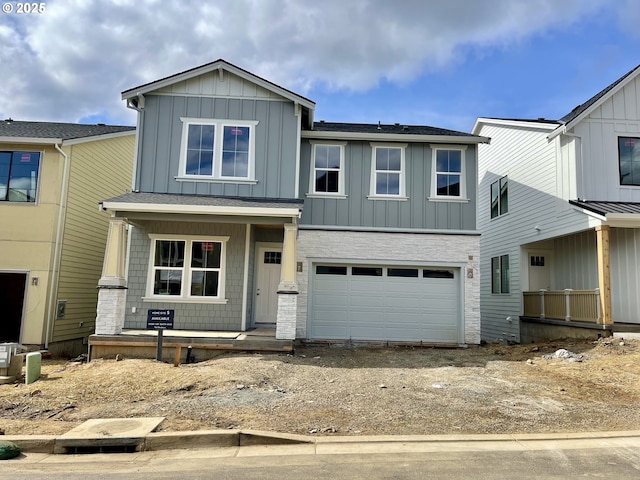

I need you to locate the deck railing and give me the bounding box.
[522,289,601,323]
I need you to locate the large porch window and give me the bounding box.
[148,235,229,302]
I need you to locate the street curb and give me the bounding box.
[4,430,640,454]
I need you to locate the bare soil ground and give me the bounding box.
[2,337,640,437]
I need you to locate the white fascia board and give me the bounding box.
[606,213,640,227]
[0,136,61,144]
[472,117,558,134]
[121,61,315,111]
[101,201,301,218]
[301,130,489,144]
[62,130,135,145]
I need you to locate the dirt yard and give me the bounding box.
[2,337,640,437]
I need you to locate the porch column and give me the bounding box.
[276,223,298,340]
[95,218,128,335]
[595,225,613,325]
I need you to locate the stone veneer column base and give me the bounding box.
[276,291,298,340]
[95,287,127,335]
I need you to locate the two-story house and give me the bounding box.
[0,120,135,356]
[93,59,487,354]
[473,64,640,343]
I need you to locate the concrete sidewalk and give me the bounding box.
[4,428,640,459]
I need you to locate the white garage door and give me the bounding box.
[310,264,461,343]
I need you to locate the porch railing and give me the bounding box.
[522,289,601,323]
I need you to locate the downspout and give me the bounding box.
[45,142,70,349]
[126,94,144,192]
[294,103,302,198]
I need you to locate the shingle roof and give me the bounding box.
[559,65,640,125]
[310,121,477,137]
[0,120,135,140]
[103,192,304,210]
[569,199,640,216]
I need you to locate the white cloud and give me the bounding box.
[0,0,618,125]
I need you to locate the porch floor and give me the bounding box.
[520,316,640,343]
[88,328,293,363]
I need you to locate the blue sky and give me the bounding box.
[1,0,639,132]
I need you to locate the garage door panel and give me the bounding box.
[310,264,461,343]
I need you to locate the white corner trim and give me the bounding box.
[241,224,251,331]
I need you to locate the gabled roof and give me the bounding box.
[121,58,316,111]
[0,119,134,143]
[549,64,640,139]
[305,121,489,144]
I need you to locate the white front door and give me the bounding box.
[528,252,550,290]
[254,245,282,325]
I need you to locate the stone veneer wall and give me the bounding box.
[295,229,480,344]
[124,221,246,331]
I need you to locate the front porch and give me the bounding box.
[520,289,640,342]
[88,328,293,364]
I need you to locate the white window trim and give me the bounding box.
[307,140,348,198]
[429,144,468,201]
[176,117,258,183]
[368,142,407,199]
[145,234,230,303]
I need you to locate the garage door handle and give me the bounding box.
[256,289,260,296]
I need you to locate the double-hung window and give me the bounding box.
[490,176,508,218]
[179,118,257,182]
[430,146,467,201]
[618,136,640,186]
[309,141,346,196]
[0,151,40,202]
[491,255,510,294]
[369,143,407,199]
[148,235,229,303]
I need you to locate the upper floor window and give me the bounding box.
[619,137,640,186]
[179,118,257,182]
[0,151,40,203]
[490,176,508,218]
[430,146,467,200]
[148,235,229,302]
[369,143,407,199]
[309,141,346,196]
[491,255,510,294]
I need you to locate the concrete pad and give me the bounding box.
[613,332,640,340]
[2,435,57,453]
[123,329,240,339]
[55,417,164,453]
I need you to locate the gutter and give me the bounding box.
[45,143,70,349]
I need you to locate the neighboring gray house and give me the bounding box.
[94,59,488,346]
[473,64,640,343]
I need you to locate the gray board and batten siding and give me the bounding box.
[135,94,299,199]
[124,221,247,331]
[299,140,477,230]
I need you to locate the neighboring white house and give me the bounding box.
[473,64,640,343]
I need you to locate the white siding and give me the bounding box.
[573,76,640,202]
[476,122,595,342]
[611,228,640,324]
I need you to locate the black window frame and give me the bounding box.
[618,136,640,186]
[491,255,510,294]
[490,176,508,219]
